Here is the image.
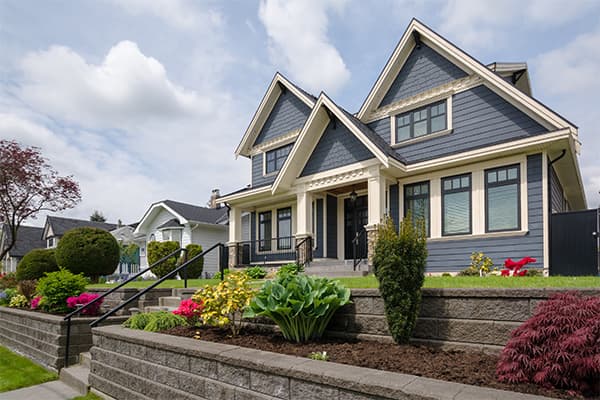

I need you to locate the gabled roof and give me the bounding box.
[44,216,117,239]
[1,224,45,257]
[272,93,404,193]
[357,18,577,132]
[156,218,184,230]
[134,200,228,235]
[235,73,316,158]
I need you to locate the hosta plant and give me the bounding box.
[244,272,351,343]
[8,294,28,308]
[192,271,254,336]
[497,292,600,396]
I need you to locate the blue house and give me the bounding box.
[220,19,586,274]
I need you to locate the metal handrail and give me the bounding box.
[62,247,185,368]
[295,236,313,268]
[352,228,367,271]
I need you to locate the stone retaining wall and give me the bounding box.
[91,325,555,400]
[0,306,126,371]
[88,287,173,314]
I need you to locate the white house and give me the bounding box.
[0,224,45,273]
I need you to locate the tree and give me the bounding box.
[0,140,80,261]
[90,210,106,222]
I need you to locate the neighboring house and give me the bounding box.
[0,225,45,273]
[42,216,117,249]
[220,19,586,274]
[133,199,229,277]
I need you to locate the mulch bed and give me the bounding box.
[164,326,588,399]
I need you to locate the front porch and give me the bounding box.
[226,164,395,270]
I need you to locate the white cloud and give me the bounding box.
[109,0,222,30]
[258,0,350,94]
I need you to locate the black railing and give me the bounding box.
[352,228,367,271]
[62,247,186,368]
[239,236,297,265]
[295,236,313,268]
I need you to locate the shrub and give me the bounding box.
[123,311,188,332]
[277,263,303,277]
[245,273,351,343]
[66,292,104,315]
[192,271,254,335]
[36,269,88,313]
[55,227,120,282]
[9,294,28,308]
[497,292,600,396]
[0,288,17,306]
[31,296,42,309]
[0,272,17,289]
[245,266,267,279]
[373,215,427,344]
[172,299,203,326]
[524,268,543,277]
[17,280,37,301]
[16,248,58,281]
[178,244,204,279]
[147,241,180,278]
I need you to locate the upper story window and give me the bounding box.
[442,173,471,236]
[395,100,447,143]
[265,143,293,175]
[485,164,520,232]
[404,181,430,236]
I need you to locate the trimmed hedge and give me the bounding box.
[147,241,180,278]
[178,243,204,279]
[16,248,58,281]
[55,227,120,282]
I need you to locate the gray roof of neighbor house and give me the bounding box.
[2,225,45,257]
[162,200,228,225]
[156,218,184,229]
[45,216,117,237]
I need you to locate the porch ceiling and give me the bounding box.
[326,181,368,196]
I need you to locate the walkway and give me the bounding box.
[0,381,79,400]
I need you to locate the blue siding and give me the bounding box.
[251,154,276,187]
[425,154,544,272]
[315,199,324,258]
[301,120,375,177]
[326,195,337,258]
[254,91,311,146]
[389,184,399,230]
[380,44,467,107]
[550,165,566,213]
[368,85,548,164]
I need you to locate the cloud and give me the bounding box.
[109,0,222,30]
[258,0,350,94]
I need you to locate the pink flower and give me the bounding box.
[31,296,42,309]
[66,293,103,315]
[173,299,203,323]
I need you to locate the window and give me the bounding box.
[258,211,272,251]
[265,144,293,174]
[395,100,447,143]
[485,164,520,232]
[162,229,182,244]
[404,181,430,236]
[442,174,471,236]
[277,207,292,249]
[149,234,155,242]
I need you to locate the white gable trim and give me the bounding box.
[235,73,315,158]
[357,19,576,133]
[272,94,390,194]
[133,202,188,235]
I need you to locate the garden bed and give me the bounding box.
[165,325,582,400]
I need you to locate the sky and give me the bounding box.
[1,0,599,226]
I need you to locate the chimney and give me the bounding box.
[209,189,221,209]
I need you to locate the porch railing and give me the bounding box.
[353,228,367,271]
[239,236,297,265]
[295,236,313,268]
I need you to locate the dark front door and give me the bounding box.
[551,209,599,276]
[344,195,368,259]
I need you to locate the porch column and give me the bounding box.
[227,206,242,268]
[296,191,313,265]
[367,173,386,266]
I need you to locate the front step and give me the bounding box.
[80,352,91,368]
[143,305,176,313]
[159,296,182,308]
[60,364,89,395]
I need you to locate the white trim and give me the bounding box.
[337,196,344,260]
[249,129,300,156]
[542,151,549,272]
[322,197,328,258]
[219,186,272,203]
[428,230,529,242]
[390,96,453,147]
[134,202,188,235]
[357,19,575,133]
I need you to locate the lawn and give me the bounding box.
[89,275,600,290]
[0,346,57,392]
[70,392,103,400]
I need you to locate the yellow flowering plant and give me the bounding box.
[192,271,255,336]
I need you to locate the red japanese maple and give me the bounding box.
[0,140,81,260]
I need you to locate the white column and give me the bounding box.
[296,191,313,236]
[367,174,386,226]
[228,206,242,243]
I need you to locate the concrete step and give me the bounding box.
[172,288,197,299]
[158,296,182,308]
[144,305,176,313]
[80,352,91,369]
[59,364,89,395]
[128,307,141,315]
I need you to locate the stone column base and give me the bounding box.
[227,242,239,268]
[295,234,313,266]
[365,224,379,268]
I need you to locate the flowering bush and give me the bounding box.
[458,252,494,276]
[172,299,203,326]
[192,271,254,336]
[66,292,104,315]
[497,292,600,396]
[31,296,42,309]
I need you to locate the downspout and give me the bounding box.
[547,149,566,275]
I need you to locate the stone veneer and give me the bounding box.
[0,306,127,371]
[91,325,556,400]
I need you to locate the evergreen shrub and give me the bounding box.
[147,241,180,278]
[178,244,204,279]
[16,248,58,281]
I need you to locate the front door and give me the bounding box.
[344,195,368,259]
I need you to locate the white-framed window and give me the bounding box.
[47,237,58,248]
[277,207,292,249]
[264,143,292,175]
[161,229,182,244]
[258,211,272,251]
[404,181,430,236]
[485,164,521,232]
[391,96,453,147]
[441,173,472,236]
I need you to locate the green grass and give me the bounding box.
[70,392,103,400]
[89,275,600,290]
[0,346,57,393]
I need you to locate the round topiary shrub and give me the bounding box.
[55,227,120,282]
[16,248,58,281]
[147,241,180,278]
[178,244,204,279]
